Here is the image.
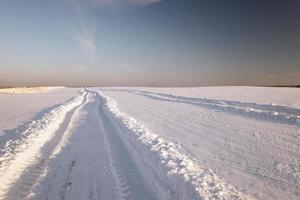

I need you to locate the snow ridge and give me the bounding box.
[130,90,300,126]
[0,90,86,199]
[99,92,253,200]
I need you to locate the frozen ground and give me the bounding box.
[0,87,299,200]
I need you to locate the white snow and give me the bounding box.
[0,87,63,94]
[0,86,299,200]
[106,86,300,108]
[100,91,253,200]
[0,89,86,199]
[0,87,79,133]
[100,87,300,200]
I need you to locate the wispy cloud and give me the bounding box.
[70,0,97,63]
[72,33,96,56]
[69,0,162,64]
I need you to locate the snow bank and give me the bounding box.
[99,92,253,200]
[0,90,85,198]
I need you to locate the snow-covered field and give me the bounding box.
[0,87,299,200]
[0,87,63,94]
[0,87,79,133]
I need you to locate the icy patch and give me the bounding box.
[99,92,253,200]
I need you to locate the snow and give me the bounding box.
[0,87,80,133]
[26,91,159,200]
[0,86,299,200]
[100,87,300,200]
[0,89,86,199]
[0,87,63,94]
[106,86,300,108]
[148,86,300,108]
[100,91,252,200]
[127,89,300,125]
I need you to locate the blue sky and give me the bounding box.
[0,0,300,86]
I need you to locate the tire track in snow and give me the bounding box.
[0,89,255,200]
[118,99,300,195]
[100,89,300,199]
[0,90,88,200]
[95,92,158,200]
[59,159,76,200]
[121,89,300,126]
[27,91,157,200]
[27,95,116,200]
[98,91,254,200]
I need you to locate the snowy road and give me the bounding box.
[1,89,247,200]
[0,87,299,199]
[28,91,158,200]
[0,90,160,200]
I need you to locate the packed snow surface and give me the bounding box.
[0,86,299,200]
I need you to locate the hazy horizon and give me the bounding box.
[1,0,300,87]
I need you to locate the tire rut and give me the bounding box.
[0,93,88,200]
[95,93,158,200]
